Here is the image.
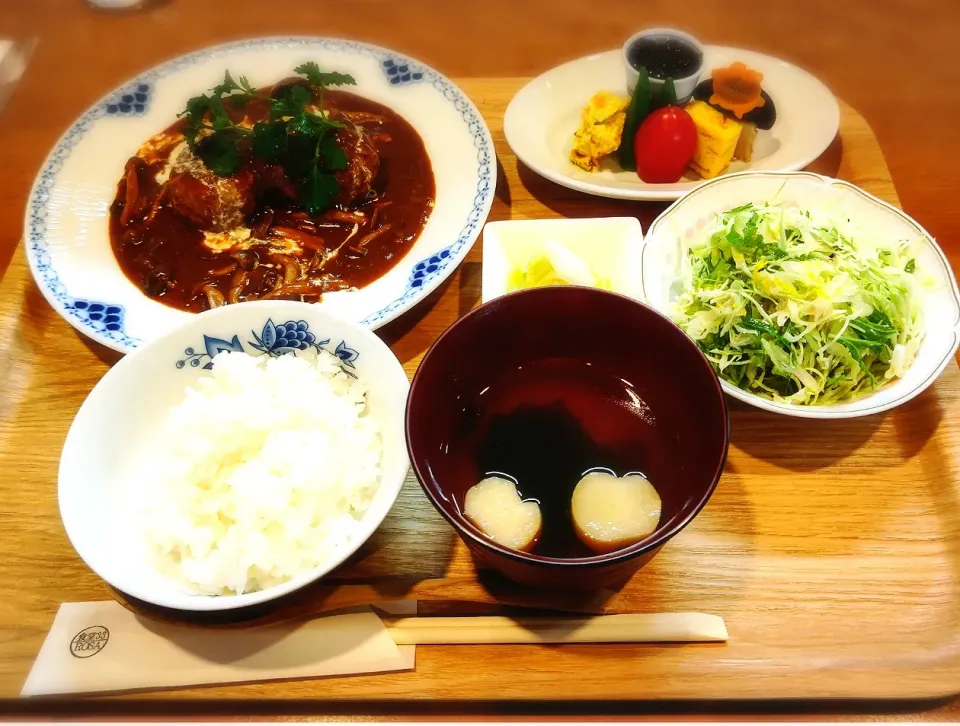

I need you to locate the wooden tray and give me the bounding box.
[1,78,959,703]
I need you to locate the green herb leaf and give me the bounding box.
[238,75,257,95]
[300,170,340,216]
[287,112,323,136]
[283,133,320,181]
[252,121,288,160]
[839,338,878,387]
[208,93,226,117]
[726,229,745,248]
[742,213,760,245]
[739,317,788,348]
[758,243,787,260]
[848,311,897,345]
[270,97,296,122]
[197,132,240,176]
[905,258,916,273]
[182,94,211,119]
[320,135,349,171]
[181,124,200,147]
[271,84,312,121]
[211,113,234,131]
[838,336,884,355]
[212,71,241,96]
[295,62,356,88]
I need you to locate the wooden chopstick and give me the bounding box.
[384,613,728,645]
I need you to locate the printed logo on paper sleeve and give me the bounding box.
[69,626,109,658]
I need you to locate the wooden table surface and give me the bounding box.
[2,0,960,720]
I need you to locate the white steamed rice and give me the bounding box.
[140,348,382,596]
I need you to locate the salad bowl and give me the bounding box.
[642,171,960,418]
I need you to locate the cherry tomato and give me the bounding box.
[633,106,697,183]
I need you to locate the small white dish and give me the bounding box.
[504,46,839,202]
[621,28,704,100]
[24,37,495,354]
[58,300,410,611]
[642,171,960,418]
[481,217,644,304]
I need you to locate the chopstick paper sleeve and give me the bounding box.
[21,601,414,696]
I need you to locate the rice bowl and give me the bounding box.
[58,300,410,612]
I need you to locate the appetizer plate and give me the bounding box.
[642,171,960,418]
[504,46,839,202]
[24,37,495,353]
[59,300,411,612]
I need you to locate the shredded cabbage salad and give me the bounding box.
[672,202,924,405]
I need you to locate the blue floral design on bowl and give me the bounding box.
[408,247,453,289]
[249,319,328,355]
[334,340,359,368]
[176,318,354,374]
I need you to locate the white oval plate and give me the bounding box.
[504,46,839,202]
[24,37,495,353]
[642,171,960,418]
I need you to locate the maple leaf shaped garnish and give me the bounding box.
[709,62,766,119]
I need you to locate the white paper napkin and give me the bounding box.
[21,601,415,696]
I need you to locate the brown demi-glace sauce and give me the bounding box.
[109,87,435,313]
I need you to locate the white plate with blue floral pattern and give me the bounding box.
[24,37,495,353]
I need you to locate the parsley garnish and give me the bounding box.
[178,64,357,216]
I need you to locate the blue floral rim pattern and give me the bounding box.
[381,59,425,85]
[176,318,359,375]
[24,37,496,351]
[104,82,153,116]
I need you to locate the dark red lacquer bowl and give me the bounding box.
[406,286,729,589]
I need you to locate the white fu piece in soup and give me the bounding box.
[571,470,662,554]
[463,476,543,552]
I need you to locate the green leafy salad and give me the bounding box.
[672,202,924,405]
